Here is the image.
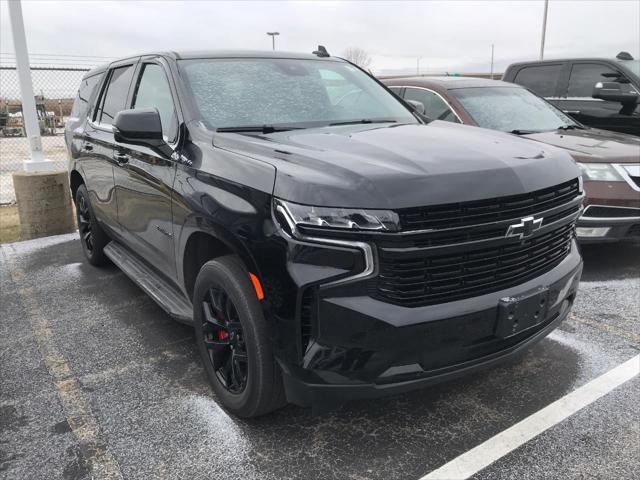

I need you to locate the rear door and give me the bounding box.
[559,61,640,135]
[510,63,567,113]
[112,57,181,280]
[82,60,137,231]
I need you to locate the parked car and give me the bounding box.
[66,50,583,417]
[382,76,640,243]
[502,52,640,136]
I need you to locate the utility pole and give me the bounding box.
[7,0,51,171]
[266,32,280,51]
[490,44,495,79]
[539,0,549,60]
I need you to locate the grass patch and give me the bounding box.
[0,204,21,244]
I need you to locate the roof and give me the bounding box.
[83,49,343,78]
[505,57,627,69]
[383,76,520,90]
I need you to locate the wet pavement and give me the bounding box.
[1,234,638,480]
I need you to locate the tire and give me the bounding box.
[193,255,286,417]
[75,184,110,266]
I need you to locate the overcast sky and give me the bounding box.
[1,0,639,74]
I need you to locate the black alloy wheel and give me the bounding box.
[193,255,285,417]
[201,286,249,394]
[77,194,94,255]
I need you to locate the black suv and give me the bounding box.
[503,52,640,137]
[66,50,583,417]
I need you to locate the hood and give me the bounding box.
[214,121,580,209]
[522,128,640,164]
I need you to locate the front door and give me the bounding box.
[113,59,181,281]
[82,61,137,231]
[555,62,640,136]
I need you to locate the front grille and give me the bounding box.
[584,205,640,218]
[374,222,575,307]
[398,179,580,231]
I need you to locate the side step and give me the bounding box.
[104,241,193,324]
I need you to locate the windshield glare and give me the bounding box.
[178,58,417,129]
[452,86,577,133]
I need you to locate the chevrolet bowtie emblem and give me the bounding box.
[506,216,543,239]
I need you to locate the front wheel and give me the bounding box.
[193,255,285,417]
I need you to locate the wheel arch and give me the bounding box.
[69,169,85,204]
[181,228,261,303]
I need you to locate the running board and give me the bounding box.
[104,241,193,324]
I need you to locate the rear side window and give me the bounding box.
[70,74,102,119]
[404,87,459,122]
[566,63,621,97]
[513,64,563,97]
[95,65,135,125]
[131,63,178,141]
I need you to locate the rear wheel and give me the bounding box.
[193,255,285,417]
[75,184,110,266]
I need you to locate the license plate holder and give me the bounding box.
[495,287,549,339]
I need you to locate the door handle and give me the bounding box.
[563,110,581,114]
[114,152,129,165]
[82,142,93,151]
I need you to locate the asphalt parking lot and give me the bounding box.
[1,234,639,480]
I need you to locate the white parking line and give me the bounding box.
[420,354,640,480]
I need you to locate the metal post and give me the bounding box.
[490,44,495,79]
[539,0,549,60]
[267,32,280,51]
[7,0,52,171]
[417,57,421,75]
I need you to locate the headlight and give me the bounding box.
[275,199,400,232]
[577,162,623,182]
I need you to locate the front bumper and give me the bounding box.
[577,179,640,243]
[271,235,582,408]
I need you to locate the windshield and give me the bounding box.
[451,86,578,133]
[618,59,640,77]
[178,58,417,129]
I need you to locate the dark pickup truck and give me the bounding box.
[66,49,583,417]
[503,52,640,137]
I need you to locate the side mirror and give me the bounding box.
[592,82,639,105]
[113,108,165,148]
[406,99,426,115]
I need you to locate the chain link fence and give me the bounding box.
[0,66,90,203]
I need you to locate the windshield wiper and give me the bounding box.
[329,119,397,126]
[216,125,304,134]
[510,129,538,135]
[557,125,586,131]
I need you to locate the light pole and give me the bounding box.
[490,44,495,79]
[539,0,549,60]
[266,32,280,51]
[417,56,422,75]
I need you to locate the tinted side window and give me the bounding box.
[513,64,562,97]
[387,86,403,97]
[95,65,135,125]
[404,87,458,122]
[132,64,178,142]
[70,74,102,119]
[566,63,621,97]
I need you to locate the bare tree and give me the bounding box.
[342,47,372,70]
